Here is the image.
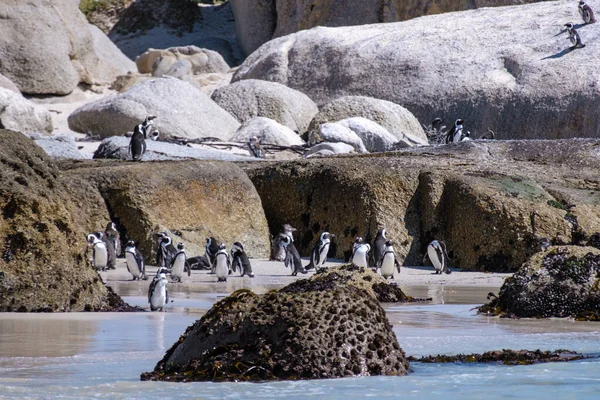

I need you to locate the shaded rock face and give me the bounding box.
[212,79,318,135]
[0,130,118,312]
[246,139,600,271]
[479,247,600,320]
[235,2,600,140]
[230,0,277,56]
[60,160,270,261]
[0,0,134,95]
[0,88,53,134]
[141,269,408,382]
[68,78,240,140]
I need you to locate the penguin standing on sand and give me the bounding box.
[305,231,335,271]
[205,237,219,273]
[87,233,108,271]
[565,23,586,49]
[231,242,254,277]
[105,222,121,257]
[373,228,388,268]
[215,243,231,282]
[579,1,597,24]
[156,232,176,270]
[423,240,452,275]
[271,224,297,261]
[377,240,401,279]
[351,236,371,269]
[148,270,169,311]
[124,240,147,280]
[94,231,116,270]
[445,119,468,144]
[170,242,187,282]
[279,234,307,276]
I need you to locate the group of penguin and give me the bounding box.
[273,225,452,278]
[565,1,596,49]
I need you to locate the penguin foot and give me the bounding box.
[249,273,255,278]
[291,271,298,276]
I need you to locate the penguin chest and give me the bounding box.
[427,245,443,271]
[352,247,368,267]
[171,254,186,278]
[215,256,229,279]
[125,251,141,277]
[151,283,167,307]
[316,243,330,266]
[380,253,395,278]
[93,244,108,269]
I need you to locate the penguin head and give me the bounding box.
[321,232,334,240]
[282,224,297,233]
[455,119,464,128]
[218,242,227,251]
[565,23,574,30]
[232,241,244,252]
[432,117,443,127]
[126,240,136,248]
[177,242,185,250]
[151,130,160,141]
[144,115,157,126]
[106,222,116,231]
[579,1,586,6]
[377,228,387,239]
[354,236,364,246]
[156,267,169,276]
[86,234,98,244]
[385,239,393,247]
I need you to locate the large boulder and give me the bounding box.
[212,79,318,135]
[307,96,427,145]
[316,122,368,153]
[0,130,125,312]
[229,0,277,56]
[479,246,600,320]
[0,88,53,134]
[135,46,230,75]
[337,117,401,152]
[230,117,306,146]
[0,0,135,95]
[30,134,85,160]
[234,2,600,140]
[68,78,240,140]
[141,265,409,382]
[60,159,271,261]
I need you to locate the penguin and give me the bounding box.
[148,271,169,311]
[104,222,121,257]
[377,240,401,279]
[124,240,147,280]
[579,1,597,24]
[424,240,452,275]
[279,233,307,276]
[87,233,108,271]
[205,237,220,273]
[170,242,187,282]
[351,236,371,269]
[305,231,335,271]
[128,129,146,161]
[156,232,177,271]
[150,130,160,141]
[186,255,212,270]
[248,136,264,158]
[137,115,157,139]
[94,231,116,270]
[271,224,298,261]
[445,119,467,144]
[565,23,586,49]
[230,242,254,277]
[214,243,230,282]
[373,228,388,268]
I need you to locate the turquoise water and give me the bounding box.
[0,290,598,399]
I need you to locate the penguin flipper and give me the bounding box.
[166,288,169,305]
[394,258,401,273]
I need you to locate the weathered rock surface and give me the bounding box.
[337,117,401,152]
[234,2,600,140]
[30,135,85,160]
[68,78,240,140]
[141,266,408,382]
[479,246,600,320]
[0,88,53,134]
[304,142,356,157]
[230,0,277,56]
[0,0,134,95]
[306,96,427,145]
[212,79,318,135]
[0,74,20,94]
[230,117,306,146]
[317,122,368,153]
[410,349,588,365]
[136,46,230,76]
[60,159,271,261]
[0,130,125,312]
[245,139,600,271]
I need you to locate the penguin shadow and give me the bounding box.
[541,46,578,60]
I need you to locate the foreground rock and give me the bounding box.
[60,159,271,261]
[479,246,600,320]
[0,130,124,312]
[141,267,408,382]
[68,78,240,140]
[0,88,53,134]
[234,2,600,140]
[0,0,134,95]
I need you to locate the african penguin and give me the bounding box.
[351,236,371,269]
[87,233,108,271]
[231,242,254,277]
[215,243,231,282]
[271,224,298,261]
[373,228,387,268]
[565,23,586,49]
[424,240,452,275]
[95,230,116,270]
[105,222,121,257]
[305,231,335,271]
[377,240,401,279]
[148,271,169,311]
[170,242,187,282]
[205,237,219,273]
[579,1,597,24]
[156,232,177,271]
[128,129,146,161]
[124,240,147,280]
[186,255,212,270]
[279,233,307,276]
[248,136,264,158]
[445,119,467,144]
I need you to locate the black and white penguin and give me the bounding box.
[579,1,597,24]
[214,243,230,282]
[377,240,401,279]
[305,231,335,271]
[373,228,388,268]
[205,237,220,273]
[94,231,116,270]
[445,119,468,144]
[148,270,169,311]
[186,255,212,270]
[248,136,264,158]
[279,233,307,276]
[271,224,297,261]
[170,242,187,282]
[129,129,146,161]
[351,236,371,268]
[124,240,147,280]
[424,240,452,275]
[104,222,121,257]
[231,242,254,277]
[156,232,177,271]
[565,23,586,49]
[87,233,108,271]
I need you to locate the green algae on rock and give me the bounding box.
[140,269,409,382]
[478,246,600,320]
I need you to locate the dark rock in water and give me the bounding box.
[478,246,600,320]
[408,349,589,365]
[141,269,409,382]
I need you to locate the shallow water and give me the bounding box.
[0,287,598,399]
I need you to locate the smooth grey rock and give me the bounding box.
[212,79,318,135]
[31,134,85,159]
[0,74,20,94]
[231,117,305,146]
[230,0,277,56]
[0,88,53,134]
[136,46,230,75]
[68,78,240,140]
[233,2,600,140]
[304,142,355,157]
[337,117,401,152]
[316,123,368,153]
[94,136,259,162]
